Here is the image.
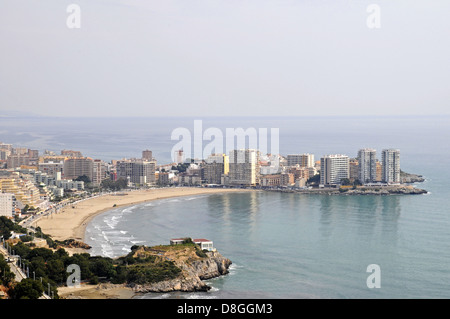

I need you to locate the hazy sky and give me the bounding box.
[1,0,449,117]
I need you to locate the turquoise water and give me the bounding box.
[85,169,450,298]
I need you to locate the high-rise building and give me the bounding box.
[204,154,229,184]
[142,150,153,161]
[12,147,28,156]
[320,154,349,186]
[38,161,64,177]
[0,149,11,161]
[92,159,107,186]
[349,158,359,182]
[228,149,260,186]
[287,154,315,168]
[61,150,83,158]
[375,160,382,182]
[116,159,156,185]
[174,150,185,164]
[382,149,400,184]
[6,154,30,168]
[358,148,377,184]
[0,143,13,152]
[63,157,94,181]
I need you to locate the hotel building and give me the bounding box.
[228,149,260,186]
[116,159,157,186]
[204,154,229,184]
[63,157,94,181]
[320,154,349,186]
[382,149,400,184]
[358,148,377,184]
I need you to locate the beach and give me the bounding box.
[36,187,250,243]
[33,187,250,299]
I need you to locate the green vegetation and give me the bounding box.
[0,254,15,286]
[113,246,182,285]
[171,162,190,173]
[8,240,185,298]
[0,216,28,240]
[100,178,128,191]
[11,278,44,299]
[3,218,201,299]
[74,175,91,184]
[306,174,320,186]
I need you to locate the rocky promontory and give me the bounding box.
[400,171,426,183]
[125,242,232,293]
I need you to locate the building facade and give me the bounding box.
[63,157,94,181]
[320,154,349,186]
[358,148,377,184]
[228,149,260,186]
[382,149,400,184]
[204,154,229,184]
[116,159,157,185]
[0,193,14,218]
[287,154,315,168]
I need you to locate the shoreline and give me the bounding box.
[36,187,254,244]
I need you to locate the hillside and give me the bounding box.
[123,241,232,293]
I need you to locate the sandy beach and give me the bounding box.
[36,187,249,243]
[34,187,251,299]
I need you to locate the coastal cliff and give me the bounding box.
[126,243,232,293]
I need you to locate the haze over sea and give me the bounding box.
[2,115,449,298]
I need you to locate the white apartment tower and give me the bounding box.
[382,149,400,184]
[320,154,349,186]
[358,148,377,184]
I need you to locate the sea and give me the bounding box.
[1,115,450,298]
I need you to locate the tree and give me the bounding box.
[353,179,363,187]
[101,178,128,191]
[306,174,320,185]
[12,278,44,299]
[340,178,352,186]
[0,255,14,285]
[74,175,91,184]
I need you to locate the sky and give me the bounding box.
[0,0,449,117]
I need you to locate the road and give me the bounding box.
[1,242,50,299]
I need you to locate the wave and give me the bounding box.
[187,294,217,299]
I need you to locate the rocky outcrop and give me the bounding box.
[340,187,428,195]
[56,238,92,250]
[131,250,231,293]
[400,171,425,183]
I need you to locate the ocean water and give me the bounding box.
[2,115,450,298]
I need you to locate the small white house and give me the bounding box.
[193,238,215,252]
[169,237,215,252]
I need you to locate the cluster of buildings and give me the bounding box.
[0,139,402,219]
[319,148,400,187]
